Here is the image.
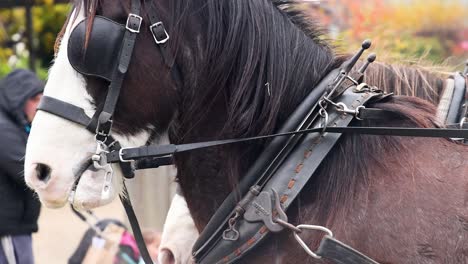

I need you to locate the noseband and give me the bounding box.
[36,0,467,263]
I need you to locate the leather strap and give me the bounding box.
[36,97,172,174]
[196,89,378,263]
[97,0,142,137]
[146,0,173,66]
[109,125,467,163]
[193,69,342,255]
[38,96,91,127]
[445,72,466,124]
[134,156,174,170]
[120,183,154,263]
[317,236,379,264]
[37,97,136,178]
[145,0,183,86]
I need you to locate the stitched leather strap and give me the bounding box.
[193,69,343,255]
[196,89,376,263]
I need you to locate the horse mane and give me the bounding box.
[167,0,452,227]
[175,0,339,138]
[58,0,450,226]
[363,62,446,103]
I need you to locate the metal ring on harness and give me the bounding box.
[293,224,334,259]
[319,108,329,135]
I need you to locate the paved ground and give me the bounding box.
[32,200,125,264]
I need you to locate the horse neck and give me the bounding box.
[170,0,341,229]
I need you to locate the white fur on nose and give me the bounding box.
[159,248,176,264]
[159,193,198,264]
[24,4,97,207]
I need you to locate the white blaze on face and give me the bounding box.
[24,3,149,209]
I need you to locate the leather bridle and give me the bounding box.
[39,0,176,262]
[36,0,467,263]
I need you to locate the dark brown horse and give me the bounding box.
[24,0,467,263]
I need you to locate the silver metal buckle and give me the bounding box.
[126,14,143,33]
[150,22,170,44]
[119,148,133,163]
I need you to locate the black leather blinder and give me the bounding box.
[68,16,126,81]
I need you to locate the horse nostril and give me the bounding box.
[35,163,52,183]
[159,248,176,264]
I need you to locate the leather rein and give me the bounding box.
[36,0,468,262]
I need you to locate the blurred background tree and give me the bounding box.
[303,0,468,69]
[0,0,70,79]
[0,0,467,79]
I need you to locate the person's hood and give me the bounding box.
[0,69,44,126]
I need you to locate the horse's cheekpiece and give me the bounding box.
[36,0,468,263]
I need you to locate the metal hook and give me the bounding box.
[319,108,329,135]
[293,224,334,259]
[335,102,365,120]
[223,212,240,241]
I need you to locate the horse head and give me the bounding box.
[24,0,183,210]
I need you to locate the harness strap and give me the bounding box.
[38,95,468,164]
[145,0,184,86]
[97,0,142,138]
[38,96,90,127]
[446,72,466,124]
[146,0,172,66]
[120,183,154,264]
[109,125,467,163]
[317,236,379,264]
[196,89,380,263]
[194,68,344,254]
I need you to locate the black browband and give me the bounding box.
[36,0,468,262]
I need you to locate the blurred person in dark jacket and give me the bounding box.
[0,69,43,264]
